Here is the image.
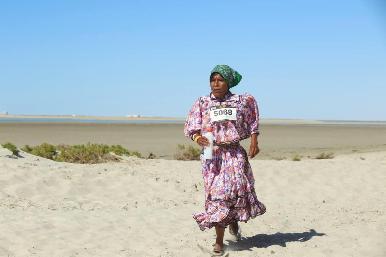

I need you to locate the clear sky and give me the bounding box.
[1,0,385,120]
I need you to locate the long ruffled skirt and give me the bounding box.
[193,144,266,230]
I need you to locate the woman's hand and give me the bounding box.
[194,134,210,147]
[249,134,260,158]
[197,136,210,147]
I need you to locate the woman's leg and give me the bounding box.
[229,221,239,235]
[214,225,225,252]
[229,221,241,241]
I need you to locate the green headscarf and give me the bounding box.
[210,64,242,88]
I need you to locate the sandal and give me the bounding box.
[212,243,224,256]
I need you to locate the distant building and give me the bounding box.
[0,111,8,115]
[126,114,141,118]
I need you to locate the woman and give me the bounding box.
[184,64,266,255]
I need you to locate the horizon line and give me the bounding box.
[1,114,386,123]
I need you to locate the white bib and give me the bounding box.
[209,107,237,122]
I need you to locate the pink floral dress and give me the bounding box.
[184,91,266,230]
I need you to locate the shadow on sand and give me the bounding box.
[227,229,325,251]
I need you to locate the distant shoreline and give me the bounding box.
[0,114,184,121]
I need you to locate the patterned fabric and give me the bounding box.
[211,65,242,88]
[184,91,266,230]
[184,92,260,144]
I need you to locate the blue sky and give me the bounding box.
[1,0,385,120]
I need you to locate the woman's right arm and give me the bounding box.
[184,98,209,147]
[184,98,202,139]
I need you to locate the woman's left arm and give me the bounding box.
[243,94,260,158]
[249,133,260,158]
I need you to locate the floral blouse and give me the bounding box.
[184,92,259,144]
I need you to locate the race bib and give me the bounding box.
[210,107,237,122]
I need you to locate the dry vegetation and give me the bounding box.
[21,143,141,164]
[292,154,302,161]
[174,144,201,160]
[314,152,335,159]
[1,142,20,157]
[2,142,202,162]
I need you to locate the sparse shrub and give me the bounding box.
[127,150,141,158]
[56,143,111,164]
[29,143,58,160]
[22,143,141,164]
[21,145,33,153]
[2,142,20,156]
[314,152,334,159]
[108,144,141,158]
[174,144,201,160]
[109,144,130,156]
[147,152,156,159]
[292,154,302,161]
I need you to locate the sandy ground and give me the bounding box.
[1,122,386,159]
[0,146,385,257]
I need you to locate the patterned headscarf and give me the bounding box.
[210,65,242,88]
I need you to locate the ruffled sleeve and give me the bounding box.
[184,98,202,139]
[242,94,260,136]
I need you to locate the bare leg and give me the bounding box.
[229,221,239,235]
[214,225,225,253]
[229,221,241,241]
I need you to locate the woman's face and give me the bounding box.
[210,73,228,99]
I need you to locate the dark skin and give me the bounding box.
[193,73,260,253]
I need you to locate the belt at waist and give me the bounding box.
[213,141,240,147]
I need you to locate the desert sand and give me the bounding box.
[0,145,385,257]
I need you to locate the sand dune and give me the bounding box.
[0,146,385,256]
